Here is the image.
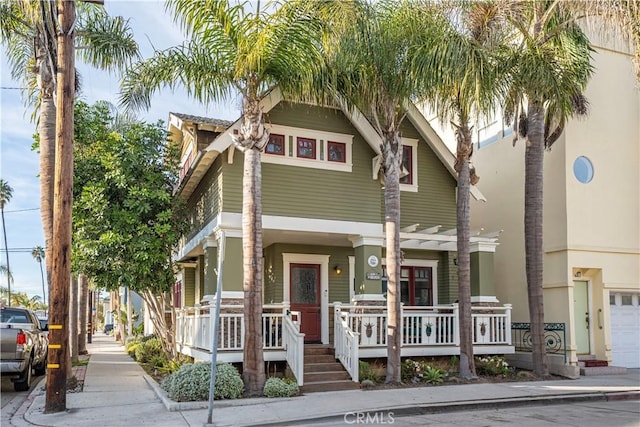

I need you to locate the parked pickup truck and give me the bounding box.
[0,306,48,391]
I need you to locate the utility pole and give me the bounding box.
[45,0,76,413]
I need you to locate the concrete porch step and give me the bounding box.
[580,366,628,376]
[300,379,360,393]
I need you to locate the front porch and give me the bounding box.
[175,302,514,386]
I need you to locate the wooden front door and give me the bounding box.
[290,263,321,343]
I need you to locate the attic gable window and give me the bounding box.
[266,133,285,155]
[297,137,316,159]
[262,124,353,173]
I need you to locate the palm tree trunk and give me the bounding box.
[525,101,548,378]
[383,131,402,384]
[455,122,476,379]
[37,45,56,293]
[78,273,88,354]
[242,145,266,396]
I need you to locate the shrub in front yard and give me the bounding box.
[134,337,163,364]
[359,361,382,383]
[475,355,511,376]
[401,359,446,384]
[263,377,299,397]
[161,362,244,402]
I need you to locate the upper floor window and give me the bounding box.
[266,133,285,155]
[328,141,346,163]
[400,145,413,185]
[262,124,353,173]
[297,137,316,159]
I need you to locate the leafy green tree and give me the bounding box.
[0,1,139,287]
[71,101,188,359]
[501,1,594,377]
[119,0,333,395]
[0,179,14,306]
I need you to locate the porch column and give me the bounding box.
[202,238,217,302]
[202,229,244,304]
[350,236,385,304]
[470,243,498,303]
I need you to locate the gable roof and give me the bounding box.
[170,88,486,201]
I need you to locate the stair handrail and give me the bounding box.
[333,302,359,382]
[282,304,305,386]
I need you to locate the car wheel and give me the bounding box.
[14,358,32,392]
[34,352,47,376]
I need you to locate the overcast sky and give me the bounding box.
[0,0,241,299]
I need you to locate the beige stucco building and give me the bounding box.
[470,33,640,370]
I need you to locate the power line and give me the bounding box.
[1,86,27,90]
[3,208,40,213]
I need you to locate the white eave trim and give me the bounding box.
[403,100,487,202]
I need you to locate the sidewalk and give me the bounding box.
[12,334,640,427]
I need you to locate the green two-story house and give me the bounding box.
[170,89,512,390]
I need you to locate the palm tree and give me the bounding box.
[0,1,139,289]
[120,0,332,395]
[414,0,508,379]
[0,265,14,305]
[501,1,594,377]
[32,246,46,304]
[325,0,447,383]
[0,179,14,306]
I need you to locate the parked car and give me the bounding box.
[0,306,49,391]
[103,323,114,334]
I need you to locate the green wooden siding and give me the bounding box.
[263,243,353,304]
[222,103,382,222]
[185,157,223,240]
[184,267,196,307]
[398,121,457,229]
[438,252,458,304]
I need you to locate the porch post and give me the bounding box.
[470,243,499,304]
[202,238,217,302]
[350,236,385,304]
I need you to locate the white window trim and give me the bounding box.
[263,124,353,173]
[400,138,419,193]
[282,253,330,344]
[382,258,438,304]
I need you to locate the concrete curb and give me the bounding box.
[253,390,640,427]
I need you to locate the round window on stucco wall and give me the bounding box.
[573,156,594,184]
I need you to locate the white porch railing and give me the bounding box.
[337,304,513,348]
[175,304,305,385]
[333,303,359,382]
[175,304,285,352]
[282,307,305,386]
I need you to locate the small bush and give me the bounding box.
[157,357,188,376]
[263,377,299,397]
[359,361,381,383]
[475,355,510,376]
[126,342,141,358]
[161,362,243,402]
[401,359,446,383]
[422,366,445,384]
[134,338,164,364]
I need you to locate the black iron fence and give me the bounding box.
[511,322,567,363]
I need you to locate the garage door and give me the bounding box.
[610,292,640,368]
